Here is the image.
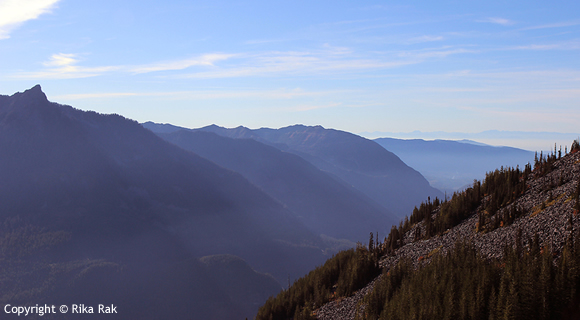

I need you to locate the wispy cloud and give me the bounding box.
[43,53,78,67]
[0,0,60,39]
[53,92,139,99]
[10,43,478,81]
[420,87,490,93]
[177,51,418,79]
[129,53,236,73]
[398,47,477,59]
[53,88,338,101]
[245,38,288,45]
[505,39,580,51]
[12,53,119,79]
[406,35,444,44]
[477,17,515,26]
[521,20,580,30]
[11,52,234,79]
[403,69,580,86]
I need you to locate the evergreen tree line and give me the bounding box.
[256,242,382,320]
[534,148,558,177]
[534,139,579,177]
[360,227,580,320]
[385,163,532,254]
[256,140,580,319]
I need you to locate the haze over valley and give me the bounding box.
[1,85,557,319]
[1,0,579,319]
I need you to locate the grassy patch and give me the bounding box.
[427,246,443,259]
[531,194,565,217]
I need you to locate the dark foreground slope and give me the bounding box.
[374,137,534,192]
[194,124,443,218]
[0,86,326,319]
[258,143,580,320]
[156,129,396,243]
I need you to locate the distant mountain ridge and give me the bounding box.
[361,130,580,152]
[155,129,396,243]
[143,122,443,218]
[374,137,534,192]
[361,129,580,141]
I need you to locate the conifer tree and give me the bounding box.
[571,138,580,153]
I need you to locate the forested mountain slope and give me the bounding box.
[155,129,396,243]
[0,86,327,320]
[194,124,444,218]
[258,141,580,320]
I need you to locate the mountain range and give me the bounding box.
[154,129,394,242]
[144,122,443,219]
[361,130,580,152]
[374,138,535,193]
[3,85,536,319]
[2,86,444,319]
[0,86,326,319]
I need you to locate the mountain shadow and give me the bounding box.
[189,124,443,218]
[0,86,327,319]
[155,129,397,243]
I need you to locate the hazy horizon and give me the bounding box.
[1,0,578,141]
[359,129,580,152]
[139,120,579,152]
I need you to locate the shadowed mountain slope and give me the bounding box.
[201,254,283,317]
[156,129,397,242]
[0,86,325,319]
[193,124,443,218]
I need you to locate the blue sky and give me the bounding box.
[1,0,579,150]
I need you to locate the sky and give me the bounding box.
[0,0,579,151]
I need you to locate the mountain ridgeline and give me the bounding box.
[257,140,580,320]
[374,137,535,193]
[153,129,396,242]
[3,85,561,320]
[0,86,330,319]
[144,122,443,221]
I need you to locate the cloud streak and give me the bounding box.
[508,40,580,51]
[53,88,339,101]
[130,53,237,73]
[0,0,60,39]
[178,54,418,79]
[521,20,580,30]
[398,47,477,59]
[477,17,515,26]
[12,53,119,79]
[10,44,477,81]
[406,35,444,44]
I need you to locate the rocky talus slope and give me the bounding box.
[316,151,580,320]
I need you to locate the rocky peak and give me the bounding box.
[1,85,49,114]
[13,84,48,103]
[0,85,71,135]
